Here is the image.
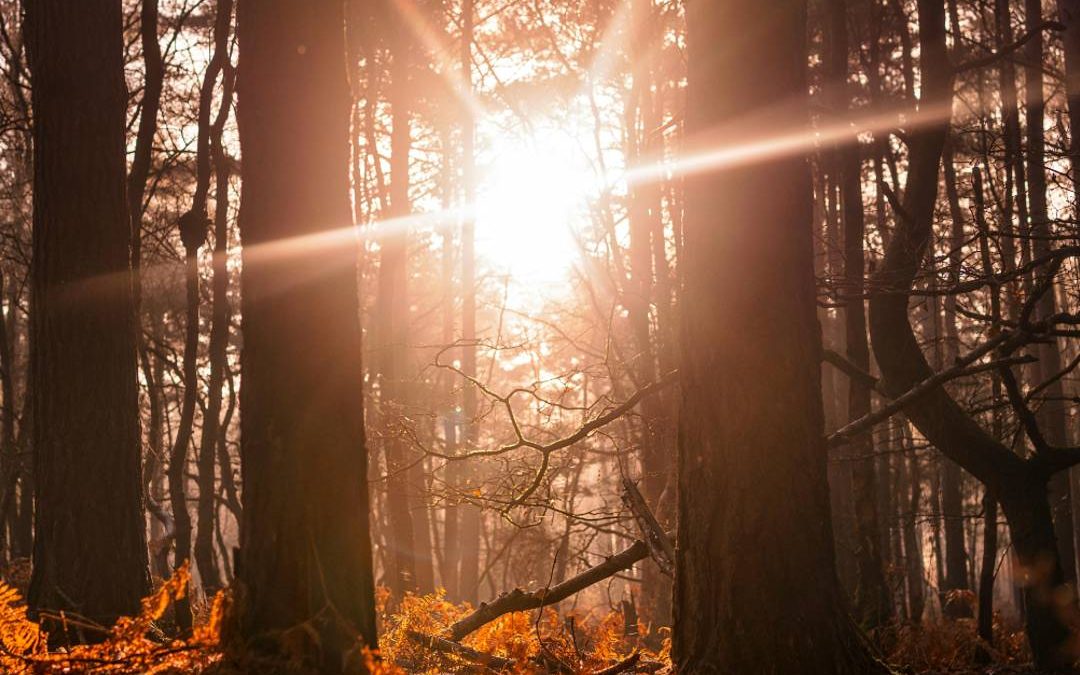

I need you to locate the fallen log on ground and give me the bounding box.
[407,630,514,671]
[448,539,649,641]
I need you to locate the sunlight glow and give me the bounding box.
[473,134,593,289]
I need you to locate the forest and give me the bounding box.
[9,0,1080,672]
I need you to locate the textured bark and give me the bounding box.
[674,1,884,671]
[24,0,150,637]
[231,0,378,668]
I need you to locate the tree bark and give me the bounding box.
[674,1,884,671]
[231,0,378,668]
[24,0,150,638]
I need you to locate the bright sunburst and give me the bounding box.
[473,129,593,291]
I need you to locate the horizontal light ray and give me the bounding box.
[621,102,954,191]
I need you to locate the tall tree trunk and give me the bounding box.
[1025,0,1076,587]
[940,137,972,618]
[231,0,378,668]
[193,0,234,601]
[458,0,482,606]
[625,0,672,629]
[24,0,150,639]
[902,431,925,624]
[674,1,884,671]
[825,0,891,628]
[377,6,420,597]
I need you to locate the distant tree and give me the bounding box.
[674,0,885,671]
[231,0,378,669]
[23,0,150,639]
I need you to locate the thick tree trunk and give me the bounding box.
[231,0,378,668]
[23,0,150,638]
[674,1,884,671]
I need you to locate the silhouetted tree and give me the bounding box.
[675,0,884,671]
[231,0,378,668]
[23,0,150,639]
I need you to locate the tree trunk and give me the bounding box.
[674,1,884,671]
[24,0,150,638]
[458,0,482,606]
[191,0,234,601]
[1025,0,1077,588]
[375,4,427,597]
[231,0,378,668]
[825,0,891,628]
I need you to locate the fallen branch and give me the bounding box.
[407,630,514,672]
[593,651,641,674]
[448,539,649,642]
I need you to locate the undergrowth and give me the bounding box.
[0,568,1040,673]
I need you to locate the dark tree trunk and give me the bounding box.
[193,0,234,601]
[940,137,972,619]
[867,0,1079,666]
[166,231,200,634]
[1025,0,1076,587]
[23,0,150,638]
[231,0,378,668]
[825,0,891,629]
[977,493,999,655]
[674,1,884,671]
[625,0,672,630]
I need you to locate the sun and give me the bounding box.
[473,130,593,292]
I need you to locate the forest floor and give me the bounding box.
[0,559,1064,674]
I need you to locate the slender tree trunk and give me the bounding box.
[674,2,885,671]
[231,0,378,667]
[193,0,234,601]
[940,137,972,618]
[825,0,891,628]
[902,431,925,624]
[1025,0,1076,587]
[458,0,482,605]
[377,9,420,597]
[24,0,150,639]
